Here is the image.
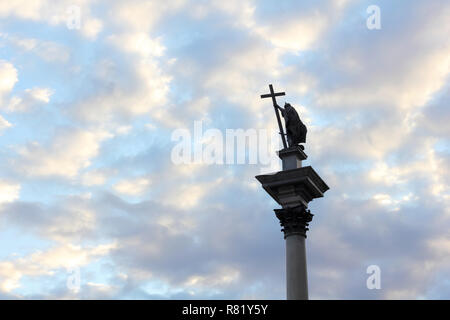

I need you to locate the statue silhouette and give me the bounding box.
[260,84,307,150]
[276,102,307,147]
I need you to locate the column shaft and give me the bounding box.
[286,234,308,300]
[275,205,313,300]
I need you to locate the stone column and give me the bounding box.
[275,206,313,300]
[255,146,329,301]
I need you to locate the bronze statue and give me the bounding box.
[261,84,307,149]
[276,102,307,147]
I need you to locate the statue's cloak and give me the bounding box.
[282,104,307,146]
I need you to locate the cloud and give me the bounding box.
[183,266,241,289]
[0,115,12,133]
[71,54,171,127]
[80,170,108,186]
[0,34,71,63]
[309,2,450,111]
[0,0,46,21]
[0,58,54,114]
[81,17,103,40]
[113,177,151,196]
[0,194,98,243]
[0,242,117,293]
[108,32,165,57]
[107,0,186,31]
[0,0,104,40]
[0,60,18,103]
[7,87,53,112]
[0,180,20,204]
[16,128,111,178]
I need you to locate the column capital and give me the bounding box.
[274,206,314,239]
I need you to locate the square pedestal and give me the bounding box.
[278,146,307,170]
[255,166,329,208]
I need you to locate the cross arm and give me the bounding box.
[260,92,285,99]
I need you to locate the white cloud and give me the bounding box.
[0,0,45,21]
[73,57,171,126]
[0,0,103,40]
[17,128,111,178]
[80,170,108,186]
[210,0,256,28]
[82,17,103,39]
[368,143,449,202]
[372,193,417,211]
[35,41,71,63]
[0,115,12,133]
[5,35,71,63]
[0,60,18,102]
[0,242,117,293]
[210,0,352,52]
[7,87,53,112]
[161,177,224,209]
[0,180,20,204]
[315,48,450,110]
[254,13,328,52]
[108,32,165,57]
[184,266,240,288]
[115,125,132,135]
[314,3,450,111]
[108,0,186,31]
[113,177,151,196]
[27,87,52,103]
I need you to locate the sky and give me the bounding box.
[0,0,449,299]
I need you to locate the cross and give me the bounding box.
[261,84,287,149]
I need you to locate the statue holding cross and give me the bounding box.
[261,84,307,150]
